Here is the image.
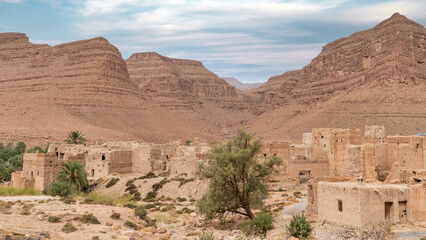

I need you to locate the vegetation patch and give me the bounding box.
[62,223,77,233]
[0,201,12,214]
[0,186,41,196]
[285,213,312,239]
[143,191,157,202]
[81,213,101,224]
[48,216,61,223]
[241,212,274,236]
[110,212,120,219]
[0,142,26,182]
[138,171,157,180]
[124,220,138,229]
[20,203,35,215]
[293,191,302,198]
[134,205,147,220]
[106,178,120,188]
[199,232,214,240]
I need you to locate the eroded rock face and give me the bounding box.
[0,33,199,144]
[127,52,240,109]
[247,13,426,140]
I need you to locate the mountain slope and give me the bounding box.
[247,13,426,141]
[0,33,222,145]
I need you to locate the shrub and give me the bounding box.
[123,202,138,209]
[43,181,76,198]
[139,171,156,179]
[143,191,157,202]
[83,192,114,206]
[242,212,274,236]
[152,179,168,191]
[48,216,61,223]
[278,187,284,192]
[134,205,147,220]
[124,220,138,229]
[81,213,101,224]
[199,232,214,240]
[62,223,77,233]
[0,201,12,214]
[92,236,100,240]
[106,178,120,188]
[20,204,35,215]
[110,212,120,219]
[285,213,312,239]
[177,197,187,202]
[293,191,302,198]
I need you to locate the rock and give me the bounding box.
[189,212,197,217]
[157,227,167,234]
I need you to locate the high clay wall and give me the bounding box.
[317,182,411,226]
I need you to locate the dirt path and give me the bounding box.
[281,198,307,216]
[0,195,58,202]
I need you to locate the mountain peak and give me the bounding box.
[375,12,423,29]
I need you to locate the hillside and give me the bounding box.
[0,33,227,145]
[0,13,424,145]
[247,13,426,141]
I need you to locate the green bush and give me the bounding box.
[138,171,156,179]
[143,191,157,202]
[0,141,26,182]
[124,220,138,229]
[110,212,120,219]
[106,178,120,188]
[48,216,61,223]
[81,213,101,224]
[43,181,76,198]
[177,197,187,202]
[293,191,302,198]
[278,187,284,192]
[123,201,138,209]
[285,213,312,239]
[27,144,49,154]
[152,179,168,191]
[62,223,77,233]
[134,205,147,220]
[84,191,114,206]
[241,212,274,236]
[199,232,214,240]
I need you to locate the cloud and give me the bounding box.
[0,0,22,3]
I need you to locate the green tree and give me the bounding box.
[65,131,86,145]
[57,160,88,192]
[197,129,282,220]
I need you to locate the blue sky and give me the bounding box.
[0,0,425,83]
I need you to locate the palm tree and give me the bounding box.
[65,131,86,145]
[57,160,88,191]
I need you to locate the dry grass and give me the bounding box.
[332,221,396,240]
[0,185,41,196]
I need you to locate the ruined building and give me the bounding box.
[12,138,209,191]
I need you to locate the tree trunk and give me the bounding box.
[244,205,255,219]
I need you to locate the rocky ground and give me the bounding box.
[0,179,306,240]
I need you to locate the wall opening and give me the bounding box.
[385,202,393,220]
[56,152,59,158]
[60,152,65,160]
[91,169,95,177]
[31,171,33,178]
[399,201,407,224]
[298,170,311,184]
[263,154,267,157]
[166,155,169,160]
[102,155,105,160]
[338,200,343,212]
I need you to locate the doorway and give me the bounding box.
[385,202,393,220]
[398,201,407,224]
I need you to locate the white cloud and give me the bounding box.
[0,0,22,3]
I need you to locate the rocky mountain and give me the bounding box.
[0,33,227,145]
[247,13,426,141]
[222,77,263,90]
[0,13,424,145]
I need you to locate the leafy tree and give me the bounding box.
[57,160,88,191]
[197,129,282,220]
[0,142,25,182]
[27,143,50,154]
[65,131,86,145]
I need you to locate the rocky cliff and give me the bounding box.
[0,33,219,144]
[247,13,426,140]
[127,52,241,109]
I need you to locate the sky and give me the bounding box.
[0,0,425,83]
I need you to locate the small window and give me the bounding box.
[263,154,267,157]
[321,136,324,139]
[102,155,105,160]
[338,200,343,212]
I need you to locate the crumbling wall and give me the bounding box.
[260,142,290,180]
[409,183,426,222]
[131,144,152,174]
[364,125,385,143]
[169,145,199,176]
